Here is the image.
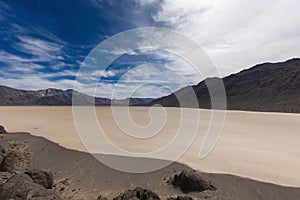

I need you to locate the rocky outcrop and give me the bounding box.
[0,126,61,199]
[113,187,160,200]
[0,153,16,172]
[172,170,216,193]
[0,126,6,134]
[0,174,61,200]
[0,145,8,162]
[25,169,54,189]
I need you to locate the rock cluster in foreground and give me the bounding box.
[112,187,197,200]
[0,126,6,134]
[172,169,216,193]
[113,187,161,200]
[0,126,61,199]
[0,173,60,200]
[111,169,216,200]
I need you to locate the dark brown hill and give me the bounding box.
[149,58,300,113]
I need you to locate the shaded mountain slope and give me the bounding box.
[149,58,300,113]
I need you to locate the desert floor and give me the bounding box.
[0,106,299,187]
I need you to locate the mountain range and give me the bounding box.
[149,58,300,113]
[0,86,153,106]
[0,58,299,113]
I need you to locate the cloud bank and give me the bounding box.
[149,0,300,75]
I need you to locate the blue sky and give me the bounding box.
[1,0,299,98]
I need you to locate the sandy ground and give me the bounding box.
[4,132,300,200]
[0,106,299,187]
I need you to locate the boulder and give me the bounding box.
[168,196,194,200]
[97,195,108,200]
[0,126,6,134]
[25,169,54,189]
[0,174,61,200]
[172,169,216,193]
[0,153,16,172]
[0,171,14,185]
[113,187,160,200]
[0,145,8,162]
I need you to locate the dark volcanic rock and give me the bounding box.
[168,196,194,200]
[0,126,6,134]
[0,174,61,200]
[172,170,216,193]
[0,153,16,172]
[113,187,160,200]
[0,171,14,185]
[0,145,8,162]
[25,169,54,189]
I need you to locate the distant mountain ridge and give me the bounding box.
[0,86,152,106]
[1,58,299,112]
[149,58,300,113]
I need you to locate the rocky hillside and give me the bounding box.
[0,86,151,106]
[0,86,112,106]
[149,58,300,113]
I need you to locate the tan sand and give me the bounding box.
[0,106,299,187]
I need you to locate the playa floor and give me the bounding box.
[0,106,299,187]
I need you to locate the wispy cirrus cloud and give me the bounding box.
[0,1,11,20]
[15,36,64,62]
[0,51,45,73]
[0,35,67,74]
[0,14,75,77]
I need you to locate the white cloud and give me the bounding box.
[98,48,140,56]
[15,36,64,63]
[42,70,77,78]
[94,81,172,99]
[0,51,33,63]
[148,0,300,76]
[136,0,161,6]
[1,20,70,72]
[0,51,46,73]
[76,61,199,98]
[145,50,204,83]
[92,70,116,78]
[0,76,75,91]
[110,63,192,98]
[0,34,68,75]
